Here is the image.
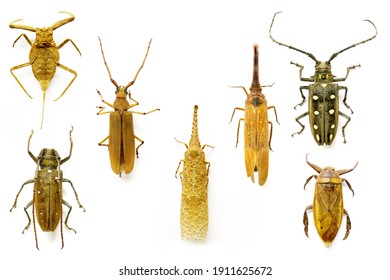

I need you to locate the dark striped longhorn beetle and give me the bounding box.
[10,128,85,249]
[269,12,377,145]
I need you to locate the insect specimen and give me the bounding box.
[10,128,85,249]
[230,44,279,186]
[9,11,81,128]
[175,105,213,240]
[303,154,357,247]
[269,11,377,145]
[96,37,159,176]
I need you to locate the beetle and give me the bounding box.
[175,105,213,240]
[269,12,377,145]
[9,11,81,129]
[96,37,159,176]
[9,128,85,249]
[230,44,279,186]
[302,154,358,247]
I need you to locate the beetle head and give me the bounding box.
[314,61,334,82]
[35,27,54,46]
[38,148,60,169]
[115,86,129,99]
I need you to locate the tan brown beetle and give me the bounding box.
[9,11,81,128]
[96,37,159,176]
[10,128,85,249]
[303,154,358,247]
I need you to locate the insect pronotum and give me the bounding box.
[96,37,159,176]
[10,128,85,249]
[175,105,213,240]
[9,11,81,129]
[303,154,358,247]
[230,44,279,186]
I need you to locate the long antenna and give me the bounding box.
[125,39,152,89]
[98,36,118,87]
[269,11,318,63]
[328,19,377,62]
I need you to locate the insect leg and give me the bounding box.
[292,111,309,137]
[12,33,32,46]
[337,161,359,176]
[305,154,322,173]
[303,175,318,190]
[342,178,355,196]
[62,199,77,233]
[339,111,351,143]
[342,209,352,240]
[175,138,189,149]
[303,205,313,237]
[267,105,280,125]
[134,135,144,158]
[268,120,274,151]
[9,18,36,31]
[333,64,360,82]
[19,200,33,233]
[10,179,34,211]
[127,97,140,107]
[57,38,81,56]
[202,144,215,150]
[96,107,114,115]
[51,11,76,30]
[339,86,354,114]
[62,178,85,211]
[290,62,315,82]
[294,86,309,109]
[10,62,33,98]
[235,118,245,148]
[229,86,249,97]
[229,107,245,124]
[53,63,77,101]
[96,90,115,108]
[131,108,160,115]
[175,160,185,179]
[205,162,211,175]
[98,135,109,147]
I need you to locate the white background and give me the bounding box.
[0,0,388,279]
